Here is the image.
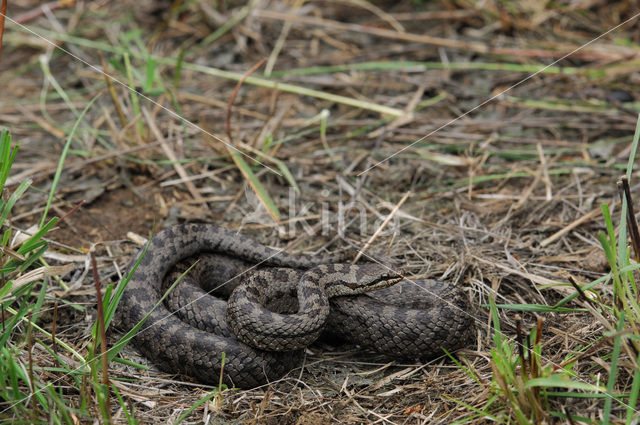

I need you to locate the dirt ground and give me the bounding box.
[2,0,640,423]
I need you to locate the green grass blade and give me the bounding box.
[552,275,610,309]
[492,303,585,313]
[3,306,84,363]
[603,312,626,424]
[442,393,502,423]
[15,217,58,256]
[227,148,280,221]
[172,389,221,425]
[625,350,640,424]
[108,260,197,362]
[524,375,605,392]
[42,383,75,425]
[40,95,100,228]
[173,46,186,90]
[154,57,404,117]
[104,226,155,332]
[0,129,19,191]
[123,53,143,137]
[15,244,49,274]
[626,114,640,180]
[0,179,30,225]
[0,279,13,299]
[267,60,587,78]
[143,57,157,93]
[112,383,137,425]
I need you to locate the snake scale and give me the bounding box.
[117,223,474,388]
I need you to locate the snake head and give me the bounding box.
[323,263,405,296]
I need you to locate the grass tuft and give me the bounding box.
[0,129,72,422]
[467,115,640,423]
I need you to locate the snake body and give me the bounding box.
[226,263,403,351]
[118,224,474,388]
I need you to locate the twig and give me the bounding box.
[352,190,411,263]
[536,143,552,200]
[14,1,68,24]
[0,0,6,62]
[254,9,488,52]
[57,200,85,225]
[254,9,637,61]
[539,208,602,247]
[143,107,204,202]
[264,0,302,76]
[226,58,266,143]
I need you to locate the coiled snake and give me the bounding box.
[117,224,474,388]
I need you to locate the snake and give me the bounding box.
[117,223,474,388]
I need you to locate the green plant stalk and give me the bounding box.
[42,383,74,425]
[443,348,483,385]
[0,347,31,415]
[123,53,144,138]
[443,393,502,423]
[600,205,626,318]
[35,339,83,387]
[615,195,638,322]
[226,147,280,222]
[38,55,79,116]
[546,391,626,398]
[108,259,198,362]
[625,349,640,424]
[622,115,640,301]
[603,312,626,424]
[489,297,529,422]
[13,216,57,258]
[143,56,157,93]
[3,305,85,363]
[266,60,592,78]
[173,389,222,425]
[112,383,136,425]
[625,115,640,182]
[551,274,611,309]
[420,168,573,194]
[154,58,404,117]
[601,114,640,359]
[0,179,30,226]
[548,411,599,424]
[0,130,79,423]
[505,95,614,113]
[0,129,19,190]
[173,45,186,91]
[492,303,585,313]
[40,95,99,228]
[1,341,61,419]
[197,0,255,47]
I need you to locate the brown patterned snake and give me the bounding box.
[117,224,474,388]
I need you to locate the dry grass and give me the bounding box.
[2,0,640,423]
